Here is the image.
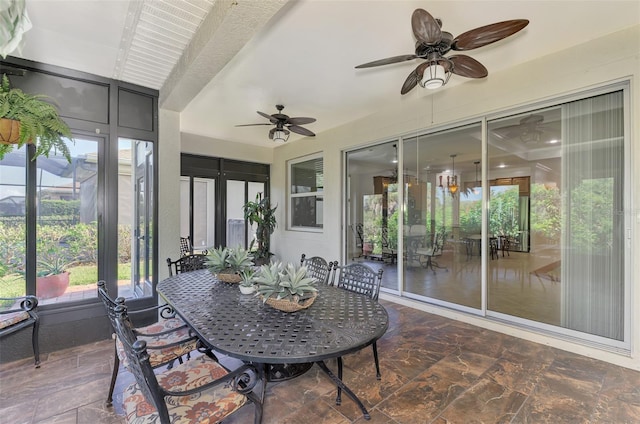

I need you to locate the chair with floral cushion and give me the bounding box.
[330,262,384,405]
[0,296,40,368]
[113,303,263,424]
[97,281,201,407]
[300,254,335,285]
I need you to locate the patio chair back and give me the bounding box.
[166,254,208,276]
[300,254,335,285]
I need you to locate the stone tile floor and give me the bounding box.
[2,301,640,423]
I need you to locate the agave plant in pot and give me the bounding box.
[35,239,75,299]
[205,246,254,283]
[238,268,257,295]
[255,261,318,312]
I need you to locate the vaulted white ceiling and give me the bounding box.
[8,0,640,147]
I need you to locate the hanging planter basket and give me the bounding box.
[0,118,21,144]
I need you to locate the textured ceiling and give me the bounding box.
[7,0,640,148]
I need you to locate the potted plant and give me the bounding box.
[205,246,254,283]
[243,193,277,266]
[238,268,257,295]
[0,74,73,161]
[35,239,75,299]
[255,261,318,312]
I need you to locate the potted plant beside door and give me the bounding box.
[0,74,73,161]
[35,237,75,299]
[243,193,277,266]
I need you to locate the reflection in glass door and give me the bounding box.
[118,138,154,297]
[402,124,482,311]
[180,177,216,251]
[226,180,264,248]
[345,141,399,292]
[131,140,154,297]
[487,89,627,345]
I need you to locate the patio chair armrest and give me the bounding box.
[128,303,176,319]
[0,296,39,313]
[162,362,261,397]
[135,324,189,338]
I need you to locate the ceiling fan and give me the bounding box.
[492,114,550,143]
[236,105,316,142]
[355,9,529,94]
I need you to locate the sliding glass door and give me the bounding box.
[487,89,627,344]
[402,124,483,310]
[345,142,399,291]
[343,83,629,349]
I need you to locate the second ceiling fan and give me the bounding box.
[236,105,316,142]
[355,9,529,94]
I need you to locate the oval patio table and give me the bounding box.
[157,269,389,420]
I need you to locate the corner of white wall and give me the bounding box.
[158,109,182,282]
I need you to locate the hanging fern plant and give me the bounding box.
[0,74,73,162]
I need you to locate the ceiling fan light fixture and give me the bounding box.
[420,63,450,89]
[520,129,542,144]
[273,128,290,143]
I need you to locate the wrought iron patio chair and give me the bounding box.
[415,230,448,272]
[330,262,384,404]
[97,281,200,407]
[113,303,264,424]
[381,227,397,264]
[0,296,40,367]
[179,236,192,257]
[166,254,208,276]
[300,253,335,285]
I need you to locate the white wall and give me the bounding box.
[266,25,640,369]
[158,109,182,282]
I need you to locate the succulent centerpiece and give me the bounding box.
[205,246,254,283]
[254,261,318,312]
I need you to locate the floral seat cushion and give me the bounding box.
[0,311,30,329]
[116,317,198,367]
[123,355,247,423]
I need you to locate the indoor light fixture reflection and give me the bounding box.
[419,58,452,90]
[448,154,458,196]
[392,144,398,163]
[273,128,290,143]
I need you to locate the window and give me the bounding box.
[289,154,323,230]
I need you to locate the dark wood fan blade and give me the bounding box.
[355,54,417,69]
[268,128,275,139]
[287,117,316,125]
[452,19,529,51]
[257,111,278,123]
[272,113,289,121]
[449,55,488,78]
[412,9,441,45]
[400,68,419,95]
[288,125,315,137]
[235,123,272,127]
